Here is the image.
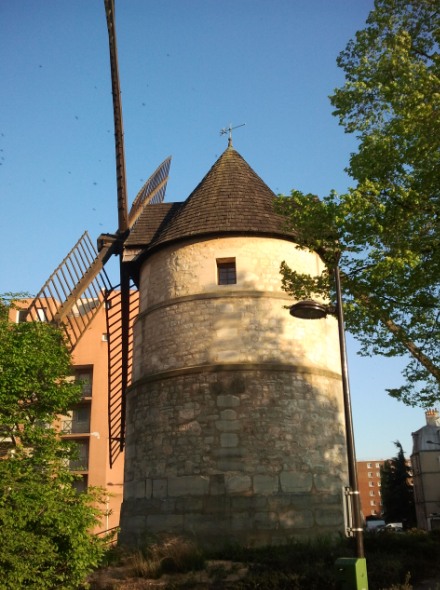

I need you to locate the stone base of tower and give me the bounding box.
[119,489,345,548]
[119,365,348,548]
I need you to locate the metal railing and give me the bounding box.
[61,418,91,435]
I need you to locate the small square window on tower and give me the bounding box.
[217,258,236,285]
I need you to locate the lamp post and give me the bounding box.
[290,265,368,589]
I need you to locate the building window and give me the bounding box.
[369,490,375,496]
[36,308,47,321]
[217,258,236,285]
[72,406,90,433]
[75,367,93,398]
[412,454,421,474]
[370,500,376,506]
[367,463,372,468]
[102,333,108,342]
[368,472,373,477]
[369,481,374,487]
[69,439,89,471]
[73,475,88,493]
[376,472,381,477]
[16,309,28,323]
[62,406,91,434]
[375,463,381,468]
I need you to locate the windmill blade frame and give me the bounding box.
[26,231,114,352]
[128,156,171,228]
[27,0,172,470]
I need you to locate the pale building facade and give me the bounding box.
[119,145,349,546]
[411,409,440,530]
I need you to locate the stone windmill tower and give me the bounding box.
[119,141,348,547]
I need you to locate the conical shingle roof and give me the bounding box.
[125,146,296,254]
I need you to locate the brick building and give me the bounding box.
[357,460,385,519]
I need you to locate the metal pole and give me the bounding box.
[334,265,365,559]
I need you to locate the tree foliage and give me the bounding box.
[381,441,416,527]
[0,296,108,589]
[277,0,440,406]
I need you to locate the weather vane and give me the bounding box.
[220,122,246,147]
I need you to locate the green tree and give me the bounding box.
[381,441,416,527]
[0,295,108,590]
[277,0,440,406]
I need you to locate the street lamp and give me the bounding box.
[290,265,368,589]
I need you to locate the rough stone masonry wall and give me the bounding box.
[120,236,348,547]
[121,367,347,547]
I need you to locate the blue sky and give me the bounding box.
[0,1,427,459]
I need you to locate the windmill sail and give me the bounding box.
[107,157,171,465]
[27,152,171,467]
[128,156,171,227]
[27,231,113,351]
[27,0,172,469]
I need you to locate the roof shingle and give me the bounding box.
[125,146,296,254]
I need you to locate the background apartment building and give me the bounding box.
[357,459,384,519]
[411,409,440,530]
[12,298,124,533]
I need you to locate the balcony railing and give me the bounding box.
[61,418,90,435]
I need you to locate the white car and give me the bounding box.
[376,523,404,533]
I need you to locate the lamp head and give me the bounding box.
[289,300,328,320]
